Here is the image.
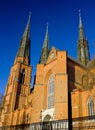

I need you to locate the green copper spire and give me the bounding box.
[15,13,31,65]
[77,10,90,65]
[42,23,49,49]
[39,23,49,64]
[23,12,31,39]
[78,10,85,40]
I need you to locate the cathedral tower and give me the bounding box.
[2,14,32,115]
[77,11,90,65]
[39,24,49,64]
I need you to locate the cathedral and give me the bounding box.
[0,12,95,129]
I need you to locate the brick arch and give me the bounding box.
[85,95,94,105]
[83,95,92,116]
[82,74,88,88]
[87,97,93,104]
[85,95,91,104]
[44,69,53,84]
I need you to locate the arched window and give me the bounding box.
[48,75,54,109]
[20,69,25,84]
[88,97,94,117]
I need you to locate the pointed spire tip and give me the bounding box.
[29,12,31,20]
[46,22,48,33]
[78,9,81,14]
[78,9,83,28]
[78,9,81,19]
[46,22,48,27]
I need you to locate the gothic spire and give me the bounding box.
[15,13,31,65]
[42,23,49,49]
[77,10,90,65]
[23,12,31,39]
[78,10,85,40]
[39,24,49,64]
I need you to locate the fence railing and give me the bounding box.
[0,115,95,130]
[0,120,68,130]
[72,115,95,129]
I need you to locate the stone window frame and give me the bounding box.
[88,97,94,117]
[48,75,54,109]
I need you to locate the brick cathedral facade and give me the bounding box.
[0,12,95,128]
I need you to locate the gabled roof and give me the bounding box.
[87,57,95,69]
[67,55,88,70]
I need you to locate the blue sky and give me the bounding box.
[0,0,95,94]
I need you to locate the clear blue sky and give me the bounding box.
[0,0,95,94]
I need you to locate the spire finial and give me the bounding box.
[23,12,31,38]
[78,9,81,18]
[46,22,48,29]
[46,22,49,34]
[27,11,31,26]
[29,12,31,21]
[78,9,82,28]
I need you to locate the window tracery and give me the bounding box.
[48,75,54,109]
[20,69,25,84]
[88,97,94,118]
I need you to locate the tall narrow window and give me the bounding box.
[48,75,54,109]
[20,69,25,84]
[88,98,94,117]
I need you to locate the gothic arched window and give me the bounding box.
[20,69,25,84]
[48,75,54,109]
[88,97,94,117]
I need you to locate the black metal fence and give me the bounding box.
[0,115,95,130]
